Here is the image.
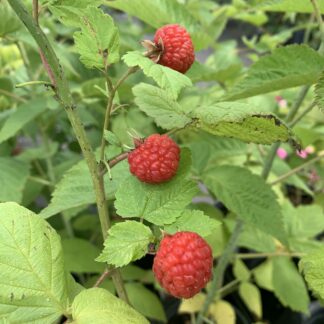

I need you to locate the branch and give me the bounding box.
[7,0,128,303]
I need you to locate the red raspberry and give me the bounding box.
[153,24,195,74]
[128,134,180,184]
[153,232,213,299]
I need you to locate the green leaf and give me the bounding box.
[315,70,324,113]
[96,221,155,267]
[164,209,220,238]
[192,102,299,147]
[104,130,120,146]
[125,283,167,322]
[203,165,287,244]
[258,0,324,13]
[300,248,324,300]
[0,202,70,323]
[272,256,309,314]
[0,1,21,36]
[233,259,250,281]
[40,159,129,219]
[115,149,198,226]
[123,51,192,99]
[133,83,192,129]
[0,157,29,203]
[253,260,274,292]
[106,0,210,50]
[224,45,324,100]
[239,282,262,318]
[0,99,45,143]
[74,7,120,69]
[71,288,149,323]
[208,300,236,324]
[62,238,104,273]
[17,142,59,162]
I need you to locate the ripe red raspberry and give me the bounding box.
[153,232,213,299]
[128,134,180,184]
[153,24,195,73]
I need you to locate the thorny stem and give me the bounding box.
[8,0,128,303]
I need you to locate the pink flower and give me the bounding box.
[296,150,308,159]
[275,96,287,108]
[277,148,288,160]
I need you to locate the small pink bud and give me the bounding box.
[296,150,308,159]
[277,148,288,160]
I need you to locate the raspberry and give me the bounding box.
[128,134,180,184]
[153,24,195,74]
[153,232,213,299]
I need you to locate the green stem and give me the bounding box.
[7,0,128,303]
[270,151,324,186]
[236,251,306,259]
[196,220,244,324]
[289,102,316,127]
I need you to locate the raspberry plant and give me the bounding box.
[0,0,324,323]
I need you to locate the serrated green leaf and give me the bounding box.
[71,288,149,324]
[125,283,167,322]
[315,70,324,113]
[164,209,220,237]
[0,1,21,36]
[0,99,46,143]
[96,221,154,267]
[40,159,129,219]
[239,282,262,318]
[300,248,324,300]
[272,256,309,314]
[133,83,192,129]
[192,102,299,147]
[62,238,104,273]
[0,158,29,203]
[123,51,192,99]
[224,45,324,101]
[115,149,198,226]
[233,259,250,281]
[282,202,324,253]
[104,130,120,146]
[0,202,70,323]
[74,7,120,69]
[203,165,287,244]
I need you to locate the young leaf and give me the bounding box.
[272,256,310,314]
[123,51,192,99]
[96,221,155,267]
[40,159,129,219]
[164,209,220,237]
[133,83,192,129]
[115,149,198,226]
[233,259,250,282]
[315,70,324,113]
[71,288,149,323]
[239,282,262,319]
[203,165,287,244]
[0,202,70,323]
[208,300,236,324]
[300,248,324,300]
[192,102,300,147]
[224,45,324,100]
[62,238,104,273]
[253,260,274,292]
[74,6,120,69]
[104,130,120,146]
[0,157,29,203]
[0,99,46,143]
[125,283,167,322]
